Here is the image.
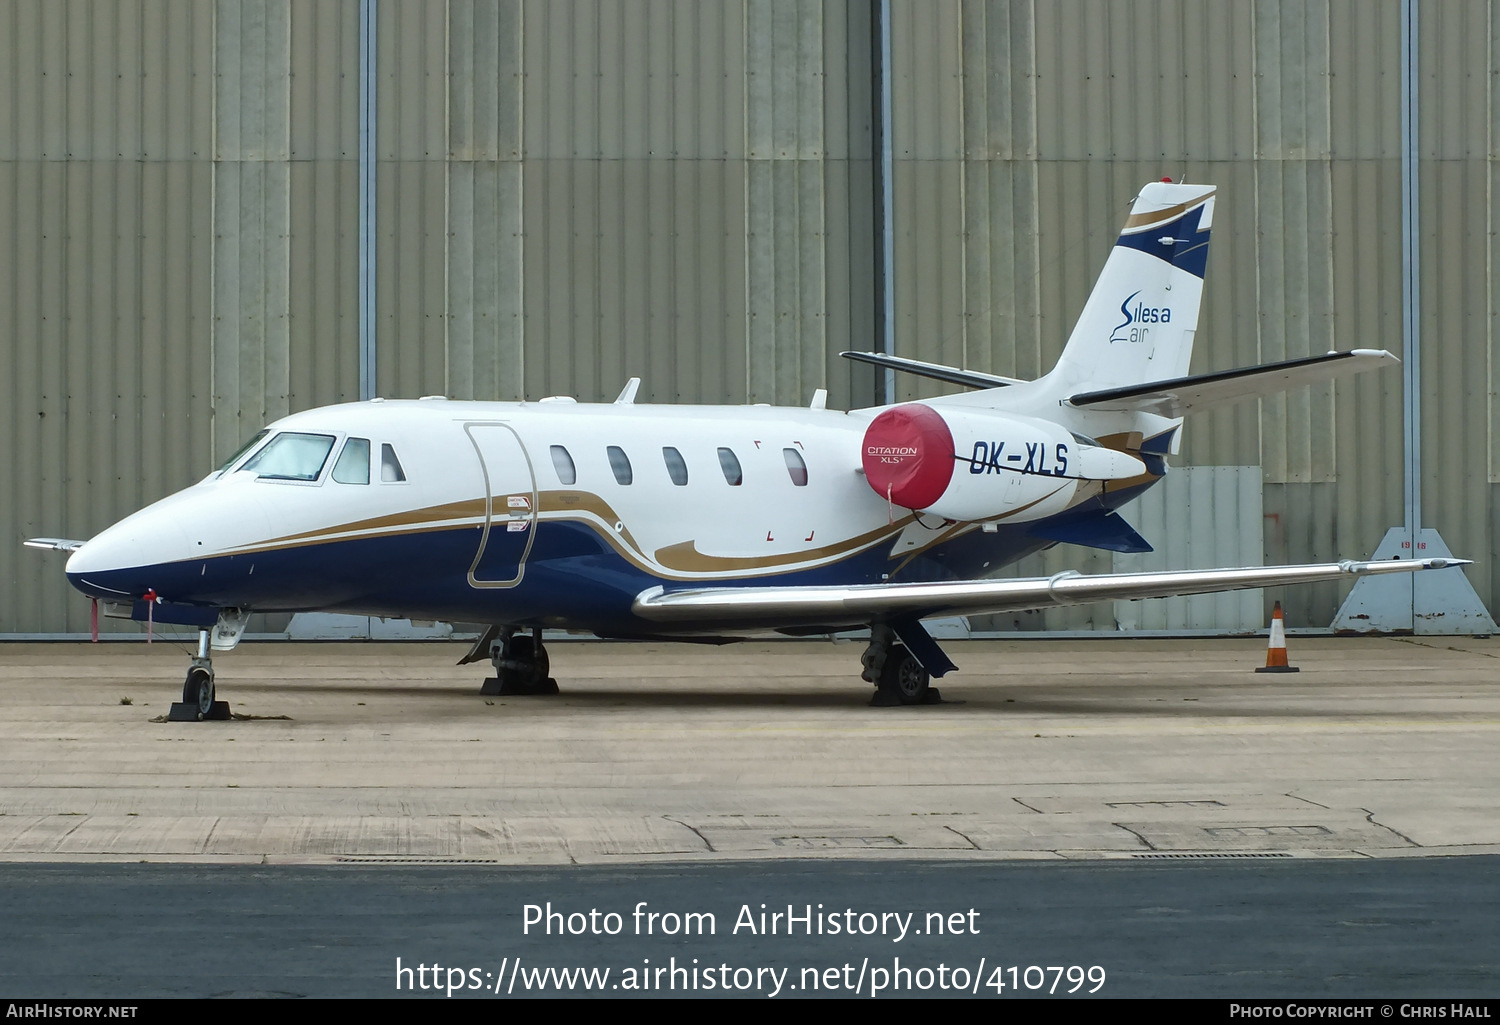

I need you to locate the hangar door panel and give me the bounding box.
[466,423,537,588]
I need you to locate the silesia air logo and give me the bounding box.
[1109,290,1172,344]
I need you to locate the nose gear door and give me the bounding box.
[465,423,537,587]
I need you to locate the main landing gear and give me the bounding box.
[861,622,949,707]
[476,627,558,696]
[167,629,232,721]
[456,622,950,706]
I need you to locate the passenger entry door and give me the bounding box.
[465,423,537,587]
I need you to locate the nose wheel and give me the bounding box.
[167,630,233,721]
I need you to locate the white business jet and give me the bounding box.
[28,181,1463,719]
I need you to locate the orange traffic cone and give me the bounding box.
[1255,601,1299,673]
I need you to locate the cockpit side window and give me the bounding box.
[380,443,407,483]
[217,429,271,474]
[332,437,371,484]
[240,432,337,481]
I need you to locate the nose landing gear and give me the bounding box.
[167,629,233,721]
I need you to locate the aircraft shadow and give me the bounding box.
[217,682,889,710]
[191,681,1428,719]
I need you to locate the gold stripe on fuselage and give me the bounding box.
[653,516,913,574]
[248,498,488,550]
[206,490,910,582]
[538,490,644,554]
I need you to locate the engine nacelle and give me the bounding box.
[861,404,1146,523]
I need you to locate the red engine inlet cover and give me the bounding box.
[862,403,956,511]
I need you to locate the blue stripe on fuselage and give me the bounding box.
[66,480,1161,633]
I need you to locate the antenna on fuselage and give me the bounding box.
[614,377,641,405]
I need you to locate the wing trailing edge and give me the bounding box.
[633,557,1465,627]
[1067,349,1397,417]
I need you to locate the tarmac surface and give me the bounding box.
[2,635,1498,998]
[0,635,1497,864]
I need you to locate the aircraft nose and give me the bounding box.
[65,508,193,598]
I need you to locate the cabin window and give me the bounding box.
[607,445,633,485]
[332,437,371,484]
[380,443,407,483]
[217,429,270,474]
[662,446,688,486]
[783,448,808,487]
[550,445,577,485]
[241,432,336,482]
[717,447,742,486]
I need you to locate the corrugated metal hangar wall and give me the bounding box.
[1,0,1495,637]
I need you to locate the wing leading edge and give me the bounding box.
[634,558,1465,627]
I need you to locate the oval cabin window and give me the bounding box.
[550,445,577,485]
[662,447,688,486]
[783,448,808,487]
[607,446,633,485]
[717,447,742,486]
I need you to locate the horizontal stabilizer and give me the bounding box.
[634,557,1464,627]
[1067,349,1397,417]
[24,538,85,553]
[840,351,1026,391]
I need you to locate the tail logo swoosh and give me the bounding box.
[1110,290,1141,344]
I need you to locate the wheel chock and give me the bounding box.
[869,686,945,707]
[485,676,561,696]
[166,701,232,722]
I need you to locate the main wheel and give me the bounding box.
[184,666,215,720]
[497,635,552,694]
[879,646,930,705]
[505,635,550,688]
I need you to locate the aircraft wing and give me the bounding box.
[1067,349,1397,417]
[633,557,1462,626]
[24,538,86,553]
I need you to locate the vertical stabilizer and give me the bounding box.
[1042,182,1216,396]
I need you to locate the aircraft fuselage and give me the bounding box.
[63,397,1152,636]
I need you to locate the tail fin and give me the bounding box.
[1042,182,1216,395]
